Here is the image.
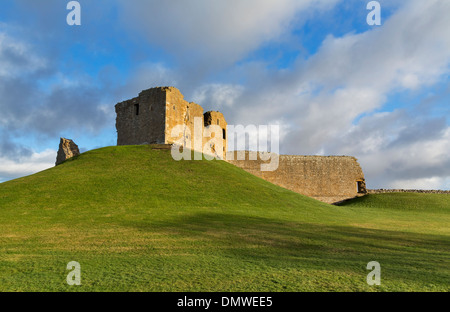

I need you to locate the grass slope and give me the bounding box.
[0,145,448,291]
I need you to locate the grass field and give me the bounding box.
[0,145,448,291]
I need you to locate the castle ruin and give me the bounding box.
[115,86,367,204]
[115,87,227,159]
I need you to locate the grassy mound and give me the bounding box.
[0,145,448,291]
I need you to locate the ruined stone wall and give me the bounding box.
[115,88,167,145]
[165,87,204,150]
[228,152,366,204]
[55,138,80,166]
[204,111,228,159]
[116,87,228,159]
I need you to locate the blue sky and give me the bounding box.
[0,0,449,190]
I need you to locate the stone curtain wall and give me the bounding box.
[368,189,450,194]
[228,152,366,204]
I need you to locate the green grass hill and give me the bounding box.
[0,145,448,291]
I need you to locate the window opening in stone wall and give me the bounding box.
[222,128,226,140]
[134,104,140,116]
[217,119,220,125]
[357,181,364,193]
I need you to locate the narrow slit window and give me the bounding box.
[134,104,140,116]
[222,128,226,140]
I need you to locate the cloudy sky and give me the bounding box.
[0,0,449,190]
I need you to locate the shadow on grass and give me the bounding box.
[122,212,450,288]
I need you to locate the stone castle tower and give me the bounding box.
[115,86,227,159]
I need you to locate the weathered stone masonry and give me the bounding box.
[115,87,227,159]
[115,86,367,204]
[55,137,80,166]
[228,152,366,204]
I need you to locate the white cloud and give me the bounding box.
[0,31,46,78]
[303,1,450,90]
[118,0,339,68]
[124,63,178,93]
[442,178,450,190]
[186,0,450,189]
[0,28,113,136]
[338,114,450,189]
[389,177,447,191]
[0,149,55,182]
[192,83,244,110]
